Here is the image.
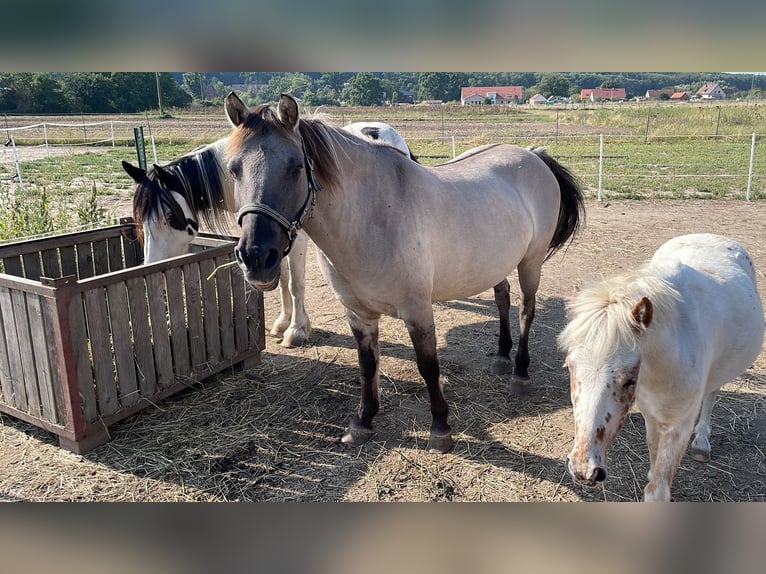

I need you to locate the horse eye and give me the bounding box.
[291,164,303,178]
[623,378,636,389]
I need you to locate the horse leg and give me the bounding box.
[690,390,718,462]
[280,233,312,348]
[270,259,293,338]
[490,279,514,376]
[512,257,544,393]
[341,310,381,447]
[643,417,696,502]
[404,308,453,453]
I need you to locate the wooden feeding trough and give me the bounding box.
[0,218,264,453]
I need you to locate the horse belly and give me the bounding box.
[431,248,528,301]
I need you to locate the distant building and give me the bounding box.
[528,93,547,105]
[696,82,726,100]
[670,91,691,102]
[461,86,523,105]
[580,87,627,101]
[645,88,675,100]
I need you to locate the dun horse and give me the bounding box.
[225,92,585,453]
[559,233,764,501]
[122,121,415,347]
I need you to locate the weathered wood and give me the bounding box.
[145,272,174,387]
[26,294,59,424]
[126,277,157,398]
[67,293,98,423]
[41,248,60,279]
[76,242,94,279]
[59,245,77,278]
[182,262,206,368]
[2,255,23,277]
[0,300,14,404]
[0,222,263,453]
[107,236,124,273]
[165,267,190,379]
[12,290,41,417]
[106,282,139,408]
[83,287,118,417]
[199,259,221,365]
[22,252,42,282]
[92,239,110,276]
[215,255,235,360]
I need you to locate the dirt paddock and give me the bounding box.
[0,199,764,501]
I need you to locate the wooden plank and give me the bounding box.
[11,290,41,417]
[2,255,23,277]
[182,262,206,368]
[0,222,130,259]
[59,245,77,278]
[0,298,15,405]
[145,272,174,387]
[76,242,94,279]
[215,255,235,360]
[27,294,59,424]
[67,293,98,423]
[92,239,110,276]
[126,277,157,398]
[83,287,118,417]
[21,252,42,282]
[231,271,248,354]
[41,248,61,279]
[246,283,265,351]
[122,231,142,268]
[106,282,139,407]
[165,267,190,379]
[41,296,66,425]
[107,236,124,273]
[199,259,221,365]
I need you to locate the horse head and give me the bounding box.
[122,160,199,263]
[559,291,653,488]
[225,92,333,291]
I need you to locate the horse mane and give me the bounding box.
[132,142,233,239]
[228,104,344,192]
[558,268,681,360]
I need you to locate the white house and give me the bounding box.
[528,93,547,105]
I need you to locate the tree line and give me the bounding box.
[2,72,765,114]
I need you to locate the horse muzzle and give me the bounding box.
[234,242,282,291]
[567,454,607,487]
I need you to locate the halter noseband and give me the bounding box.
[235,142,322,256]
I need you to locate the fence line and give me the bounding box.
[1,122,765,201]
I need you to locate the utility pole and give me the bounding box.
[155,72,164,115]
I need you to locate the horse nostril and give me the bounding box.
[235,247,244,265]
[264,247,280,270]
[592,467,607,483]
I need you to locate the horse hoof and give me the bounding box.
[280,327,310,348]
[270,318,290,338]
[427,431,454,454]
[341,423,374,447]
[490,357,513,375]
[690,447,711,462]
[510,375,531,396]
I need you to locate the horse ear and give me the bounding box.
[225,91,250,128]
[277,93,300,131]
[153,164,174,189]
[122,160,145,183]
[631,296,653,330]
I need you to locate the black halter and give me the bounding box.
[235,142,322,256]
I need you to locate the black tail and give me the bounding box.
[530,147,586,260]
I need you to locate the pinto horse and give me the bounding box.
[122,121,415,348]
[224,92,585,453]
[559,233,765,501]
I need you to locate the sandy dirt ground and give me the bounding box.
[0,198,764,502]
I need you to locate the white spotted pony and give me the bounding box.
[559,233,764,501]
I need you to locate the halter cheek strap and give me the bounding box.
[235,145,322,256]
